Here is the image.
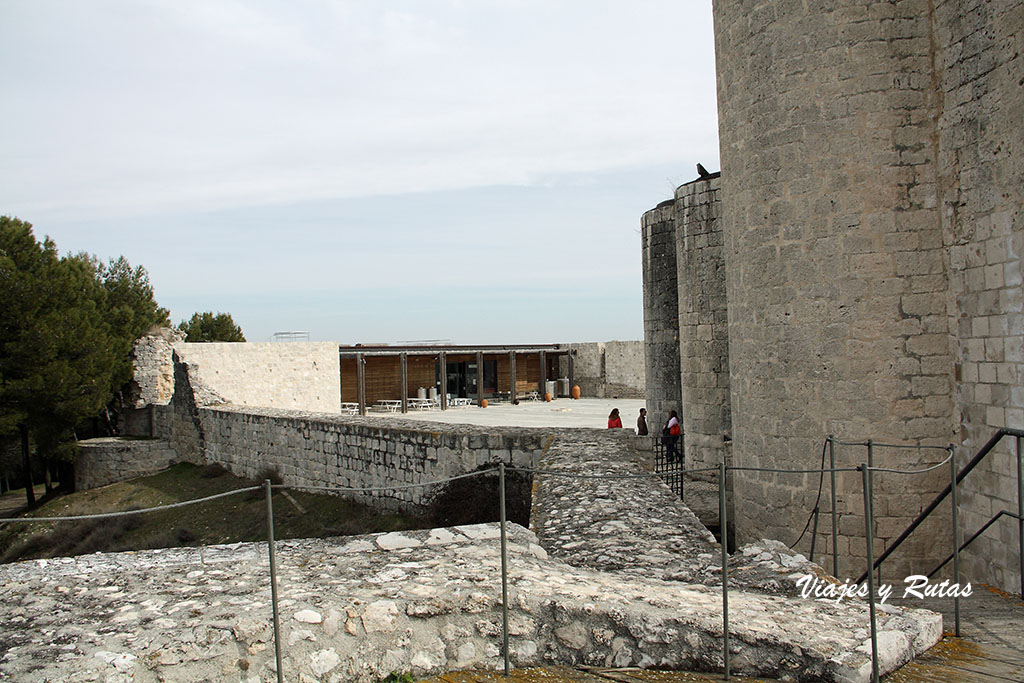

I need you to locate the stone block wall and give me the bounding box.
[559,341,645,399]
[712,0,956,580]
[675,177,732,471]
[75,438,178,490]
[642,201,682,431]
[175,341,341,414]
[933,0,1024,590]
[199,407,546,512]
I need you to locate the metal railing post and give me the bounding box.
[949,445,960,637]
[829,435,839,577]
[867,440,880,585]
[719,461,730,679]
[860,464,880,683]
[499,462,510,676]
[265,480,284,683]
[810,499,820,566]
[1017,435,1023,599]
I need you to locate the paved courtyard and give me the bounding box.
[382,398,648,430]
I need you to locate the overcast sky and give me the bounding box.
[1,1,720,344]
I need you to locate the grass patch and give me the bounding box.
[0,463,435,564]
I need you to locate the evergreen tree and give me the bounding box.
[178,311,246,342]
[0,216,168,506]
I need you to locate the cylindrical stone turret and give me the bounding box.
[642,200,682,432]
[713,0,954,578]
[674,176,731,472]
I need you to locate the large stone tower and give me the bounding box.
[645,0,1023,588]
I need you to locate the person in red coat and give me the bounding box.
[664,410,681,462]
[607,408,622,428]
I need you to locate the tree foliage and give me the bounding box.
[0,216,169,503]
[178,311,246,342]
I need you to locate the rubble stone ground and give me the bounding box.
[0,430,941,682]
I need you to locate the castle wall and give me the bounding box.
[560,341,645,399]
[934,0,1024,590]
[197,407,545,512]
[675,177,732,471]
[642,201,682,430]
[75,438,177,490]
[713,0,954,579]
[175,341,341,414]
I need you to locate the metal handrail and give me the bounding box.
[926,509,1024,579]
[855,427,1024,586]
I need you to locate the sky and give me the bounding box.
[0,0,720,345]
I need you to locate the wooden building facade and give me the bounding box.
[338,344,575,415]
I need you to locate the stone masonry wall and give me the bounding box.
[175,341,341,414]
[75,438,178,491]
[198,406,546,512]
[934,0,1024,591]
[675,176,732,471]
[642,201,682,431]
[713,0,955,580]
[560,341,645,399]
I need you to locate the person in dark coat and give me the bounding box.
[637,408,649,435]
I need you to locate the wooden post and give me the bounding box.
[439,352,447,410]
[400,352,408,414]
[539,350,547,396]
[509,351,517,402]
[356,353,366,416]
[477,351,484,406]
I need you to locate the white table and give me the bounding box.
[341,402,359,415]
[373,400,401,413]
[409,397,437,410]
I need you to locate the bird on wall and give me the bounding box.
[697,163,711,179]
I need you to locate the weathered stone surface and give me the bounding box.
[0,430,942,682]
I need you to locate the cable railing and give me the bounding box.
[4,432,1019,682]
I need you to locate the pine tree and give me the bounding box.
[178,311,246,342]
[1,216,169,506]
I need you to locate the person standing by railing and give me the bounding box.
[663,410,681,462]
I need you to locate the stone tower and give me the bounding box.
[644,0,1023,588]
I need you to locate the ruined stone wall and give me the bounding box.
[642,201,682,430]
[75,438,178,490]
[675,177,732,471]
[933,0,1024,591]
[713,0,955,580]
[198,406,545,512]
[560,341,645,399]
[175,341,341,414]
